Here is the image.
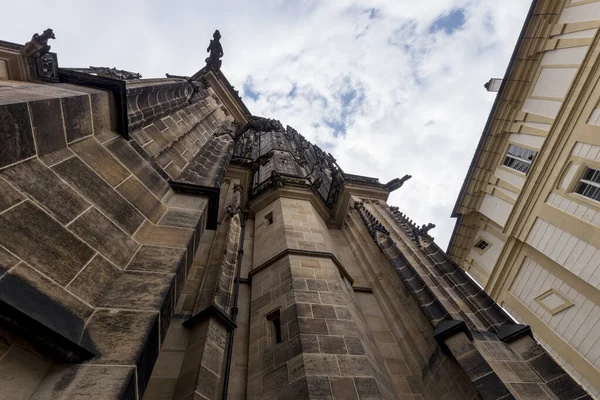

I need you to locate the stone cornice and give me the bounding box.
[248,248,354,286]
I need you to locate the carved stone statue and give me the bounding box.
[205,30,223,70]
[22,29,55,58]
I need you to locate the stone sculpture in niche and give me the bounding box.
[206,29,223,70]
[22,29,55,58]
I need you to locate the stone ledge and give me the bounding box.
[249,248,354,285]
[182,304,236,331]
[0,290,95,363]
[168,180,220,230]
[497,323,532,343]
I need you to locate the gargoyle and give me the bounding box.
[419,223,436,235]
[384,174,412,191]
[22,29,55,58]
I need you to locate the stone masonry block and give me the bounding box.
[28,98,66,156]
[1,159,91,224]
[330,376,358,400]
[95,271,174,311]
[68,207,140,268]
[264,364,289,394]
[116,176,166,223]
[298,318,329,335]
[61,95,93,142]
[70,137,130,187]
[0,201,95,285]
[67,254,121,305]
[303,353,340,376]
[53,157,145,235]
[0,345,51,400]
[318,336,348,355]
[0,102,36,168]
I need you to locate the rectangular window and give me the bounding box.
[265,212,273,225]
[575,167,600,202]
[474,239,489,252]
[266,309,282,345]
[502,144,537,174]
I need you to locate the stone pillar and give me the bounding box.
[247,197,395,399]
[173,184,243,400]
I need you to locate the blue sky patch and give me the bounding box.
[243,76,260,101]
[429,8,466,35]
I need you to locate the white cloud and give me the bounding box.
[1,0,531,248]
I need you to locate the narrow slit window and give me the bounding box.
[575,167,600,202]
[266,309,282,345]
[265,212,273,225]
[502,144,537,174]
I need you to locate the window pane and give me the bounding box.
[576,168,600,202]
[503,144,536,174]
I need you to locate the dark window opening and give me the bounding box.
[265,212,273,225]
[502,144,537,174]
[266,309,282,344]
[474,239,489,251]
[575,167,600,202]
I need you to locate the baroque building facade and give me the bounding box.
[0,21,592,400]
[449,0,600,398]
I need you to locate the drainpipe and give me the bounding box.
[222,211,248,400]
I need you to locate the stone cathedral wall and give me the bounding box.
[0,79,232,399]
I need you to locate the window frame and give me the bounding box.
[573,166,600,203]
[473,237,491,255]
[500,143,538,175]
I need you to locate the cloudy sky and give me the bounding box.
[2,0,530,248]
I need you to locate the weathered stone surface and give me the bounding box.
[39,147,74,167]
[53,157,145,235]
[167,193,208,211]
[105,137,170,199]
[0,177,24,216]
[312,304,337,319]
[0,345,51,400]
[31,364,136,400]
[116,177,166,223]
[330,377,358,400]
[29,98,66,156]
[8,263,93,320]
[70,137,130,186]
[337,355,374,377]
[353,377,381,399]
[1,159,91,224]
[0,245,18,277]
[274,376,309,400]
[126,245,185,273]
[318,336,347,355]
[134,221,194,249]
[67,255,121,305]
[0,264,89,346]
[0,201,95,285]
[303,353,339,376]
[68,207,140,268]
[82,309,158,365]
[0,102,36,168]
[62,95,93,142]
[306,376,333,399]
[90,92,118,143]
[159,208,203,229]
[263,365,288,394]
[96,271,174,311]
